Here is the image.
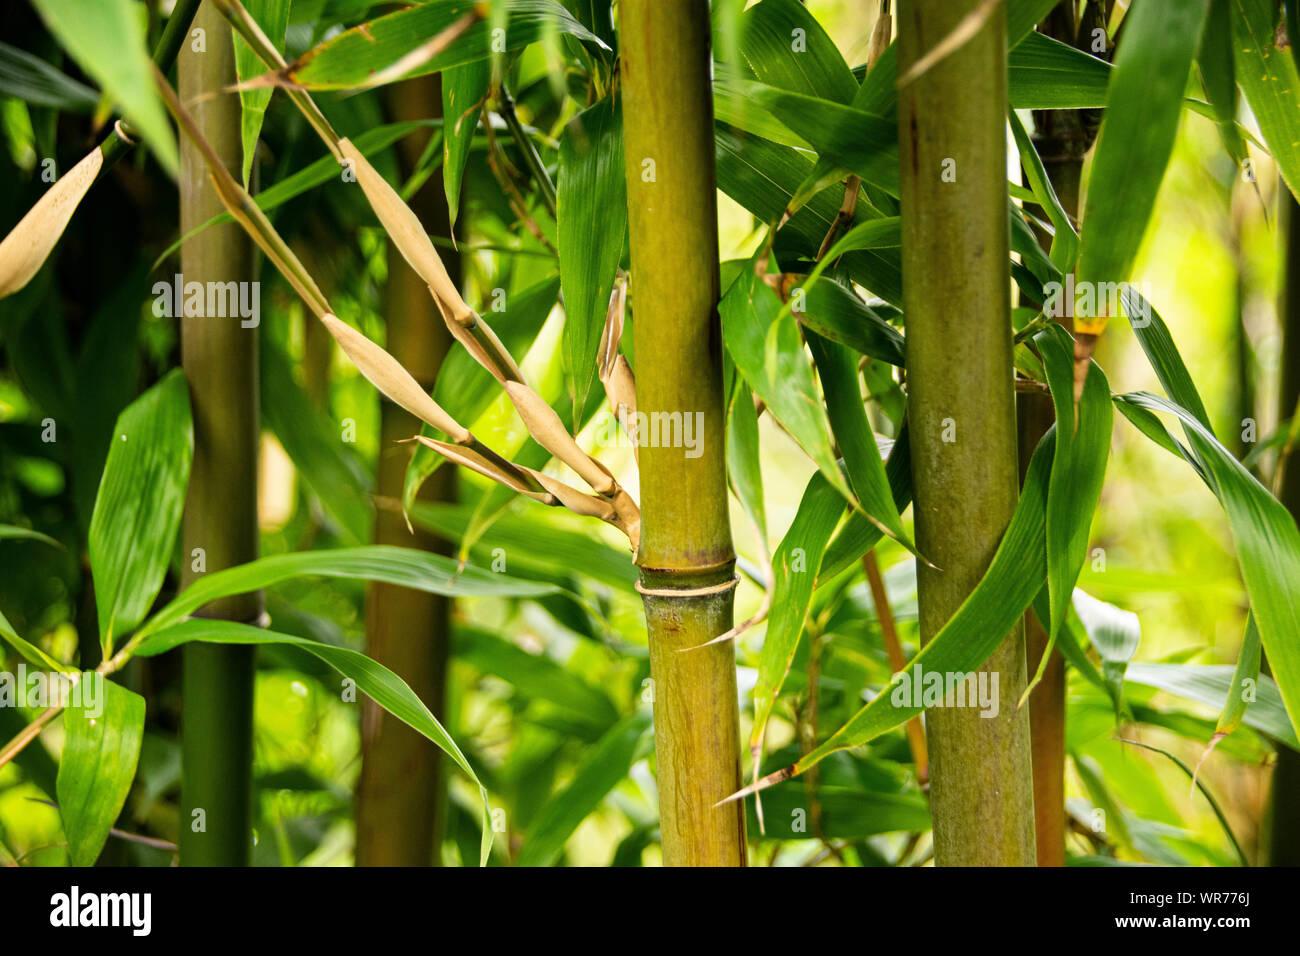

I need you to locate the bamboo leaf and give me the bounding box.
[781,429,1057,782]
[233,0,291,186]
[751,470,846,751]
[1037,324,1112,636]
[1116,391,1300,737]
[1073,589,1141,716]
[1076,0,1210,332]
[1230,0,1300,200]
[1217,614,1262,738]
[720,267,851,502]
[271,0,607,91]
[0,147,102,299]
[0,40,98,111]
[736,0,858,104]
[1008,31,1111,109]
[819,428,914,584]
[441,58,489,230]
[0,608,75,675]
[745,785,931,840]
[807,331,911,550]
[29,0,179,175]
[56,681,146,866]
[514,712,652,867]
[88,369,193,654]
[557,96,626,421]
[1198,0,1249,169]
[799,279,905,367]
[136,545,557,641]
[1011,110,1079,273]
[134,618,494,865]
[1122,288,1215,431]
[726,379,767,542]
[1126,662,1298,749]
[455,625,621,726]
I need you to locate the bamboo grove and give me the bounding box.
[0,0,1298,869]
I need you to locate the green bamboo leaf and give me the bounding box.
[1037,324,1112,637]
[0,524,62,547]
[726,379,767,542]
[441,58,489,230]
[134,618,494,865]
[745,786,931,840]
[29,0,179,175]
[277,0,607,90]
[557,96,625,420]
[1008,31,1111,109]
[798,279,905,367]
[233,0,290,186]
[713,123,903,306]
[88,369,193,655]
[1073,589,1141,716]
[0,40,98,111]
[807,331,911,550]
[720,267,851,502]
[737,0,857,104]
[819,428,913,584]
[1198,0,1249,168]
[0,607,75,675]
[1230,0,1300,200]
[1126,661,1298,749]
[455,625,620,728]
[785,429,1057,780]
[1077,0,1210,301]
[1216,614,1262,739]
[1116,390,1300,736]
[56,681,146,866]
[1010,110,1079,272]
[514,712,652,867]
[408,501,636,592]
[135,545,557,642]
[751,470,846,750]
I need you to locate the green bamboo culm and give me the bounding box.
[355,75,458,867]
[1264,192,1300,866]
[178,0,260,866]
[619,0,747,866]
[897,0,1037,865]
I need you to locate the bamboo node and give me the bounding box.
[634,576,739,599]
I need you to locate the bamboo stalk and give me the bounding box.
[356,76,458,868]
[177,0,259,867]
[620,0,746,866]
[1264,192,1300,866]
[1018,0,1090,870]
[898,0,1037,866]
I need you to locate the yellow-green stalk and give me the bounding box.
[898,0,1037,866]
[620,0,746,866]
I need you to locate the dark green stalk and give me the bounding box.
[177,0,259,867]
[898,0,1037,866]
[355,76,458,867]
[620,0,746,866]
[1265,191,1300,866]
[1020,0,1099,870]
[497,85,557,219]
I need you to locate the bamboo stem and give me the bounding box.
[1264,192,1300,866]
[356,75,458,868]
[898,0,1036,866]
[177,0,259,867]
[620,0,746,866]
